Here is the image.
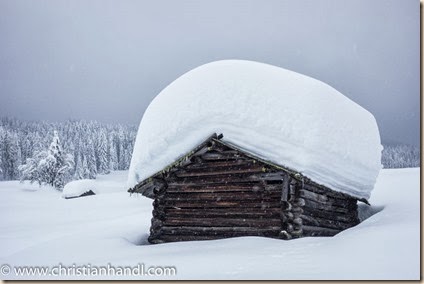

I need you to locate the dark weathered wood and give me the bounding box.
[299,189,357,208]
[64,190,96,199]
[132,178,166,196]
[301,225,341,237]
[157,226,281,236]
[201,151,245,161]
[162,217,282,227]
[175,165,266,178]
[166,183,278,193]
[163,192,281,201]
[302,207,359,224]
[155,199,281,209]
[185,160,255,170]
[300,214,354,230]
[160,209,281,219]
[149,235,218,243]
[169,171,285,185]
[281,173,289,201]
[135,133,364,244]
[156,205,281,214]
[303,183,358,202]
[303,198,356,214]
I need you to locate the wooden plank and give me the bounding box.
[162,217,282,227]
[156,206,282,215]
[162,209,281,219]
[169,175,263,185]
[155,200,281,209]
[150,235,219,243]
[163,192,281,201]
[168,172,285,185]
[303,198,356,214]
[281,174,289,201]
[185,160,255,170]
[302,207,359,224]
[300,214,354,230]
[303,183,357,202]
[131,178,166,196]
[299,189,357,207]
[175,166,265,178]
[157,226,282,236]
[166,183,281,193]
[201,151,244,161]
[301,225,341,237]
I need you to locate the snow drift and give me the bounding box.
[63,171,128,198]
[128,60,382,200]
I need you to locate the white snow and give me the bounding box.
[62,180,96,198]
[61,171,128,198]
[0,168,419,280]
[128,60,382,200]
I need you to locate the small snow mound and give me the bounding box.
[62,179,97,199]
[128,60,382,199]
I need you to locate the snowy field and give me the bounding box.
[0,168,420,280]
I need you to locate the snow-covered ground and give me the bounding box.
[0,168,419,280]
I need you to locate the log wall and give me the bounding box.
[136,136,360,244]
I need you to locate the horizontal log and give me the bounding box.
[151,233,281,243]
[155,206,282,214]
[160,194,281,203]
[166,183,281,193]
[164,191,281,199]
[155,199,281,209]
[300,214,354,230]
[303,183,357,202]
[303,198,355,214]
[185,160,256,170]
[162,217,281,227]
[169,171,285,185]
[175,166,266,178]
[156,226,282,236]
[157,209,282,219]
[302,207,359,224]
[301,225,341,237]
[201,151,245,161]
[149,235,219,244]
[131,178,166,196]
[299,189,357,207]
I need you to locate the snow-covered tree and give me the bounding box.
[19,130,74,189]
[1,117,138,181]
[0,129,20,180]
[96,130,110,174]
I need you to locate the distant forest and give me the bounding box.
[0,117,136,182]
[0,117,420,183]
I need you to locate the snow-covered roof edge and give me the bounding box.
[129,132,368,204]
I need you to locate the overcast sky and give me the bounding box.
[0,0,420,146]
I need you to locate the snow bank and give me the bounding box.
[62,171,128,198]
[128,60,382,199]
[62,179,97,198]
[0,168,419,280]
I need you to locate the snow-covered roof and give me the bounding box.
[62,179,97,199]
[128,60,382,200]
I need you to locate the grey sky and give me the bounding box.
[0,0,420,146]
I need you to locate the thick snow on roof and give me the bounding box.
[128,60,382,200]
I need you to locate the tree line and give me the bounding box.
[0,117,137,187]
[381,143,420,169]
[0,117,420,189]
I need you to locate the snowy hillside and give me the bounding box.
[0,168,419,280]
[128,60,382,200]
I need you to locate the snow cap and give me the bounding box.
[128,60,382,200]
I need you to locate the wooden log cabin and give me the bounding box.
[128,133,367,244]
